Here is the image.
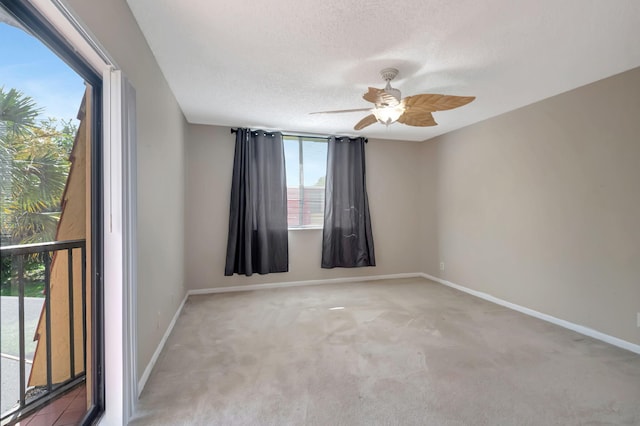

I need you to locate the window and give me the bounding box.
[284,136,327,228]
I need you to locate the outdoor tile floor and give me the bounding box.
[11,384,86,426]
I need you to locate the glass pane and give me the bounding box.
[283,138,301,227]
[1,12,90,421]
[302,140,327,227]
[302,140,327,188]
[283,138,300,187]
[284,138,327,228]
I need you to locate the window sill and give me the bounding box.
[288,227,323,231]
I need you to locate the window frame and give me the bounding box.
[284,135,327,230]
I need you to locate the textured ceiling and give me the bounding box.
[126,0,640,141]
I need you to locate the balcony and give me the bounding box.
[1,239,87,425]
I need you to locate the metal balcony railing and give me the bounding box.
[0,239,87,423]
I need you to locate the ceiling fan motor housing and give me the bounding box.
[380,68,401,104]
[384,87,401,104]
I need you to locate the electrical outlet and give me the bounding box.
[439,262,445,272]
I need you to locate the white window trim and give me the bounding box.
[288,226,323,231]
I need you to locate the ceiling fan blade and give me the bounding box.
[354,114,377,130]
[362,87,399,106]
[402,94,475,112]
[397,110,438,127]
[363,87,384,104]
[310,108,372,115]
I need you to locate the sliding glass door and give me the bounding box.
[0,2,103,424]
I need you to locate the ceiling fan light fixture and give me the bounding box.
[373,104,404,126]
[311,67,475,130]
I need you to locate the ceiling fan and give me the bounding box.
[311,68,475,130]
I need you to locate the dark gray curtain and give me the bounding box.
[224,129,288,276]
[321,136,375,268]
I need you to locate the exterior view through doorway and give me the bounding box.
[0,1,104,424]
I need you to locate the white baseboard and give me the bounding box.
[420,273,640,355]
[137,292,188,396]
[187,272,422,296]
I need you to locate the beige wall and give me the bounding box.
[67,0,187,380]
[420,67,640,345]
[185,124,422,290]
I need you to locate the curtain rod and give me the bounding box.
[230,128,367,142]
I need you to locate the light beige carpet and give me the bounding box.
[130,278,640,425]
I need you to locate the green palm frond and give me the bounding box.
[2,210,60,244]
[1,88,78,245]
[0,87,42,136]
